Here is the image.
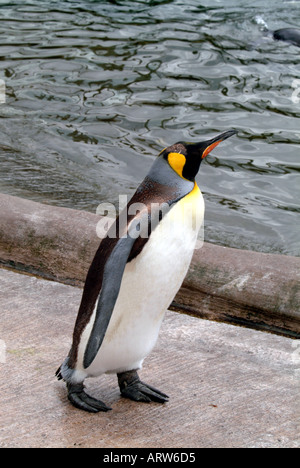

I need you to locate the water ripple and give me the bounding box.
[0,0,299,255]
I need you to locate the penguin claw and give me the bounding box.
[121,382,169,403]
[117,370,169,404]
[67,383,112,413]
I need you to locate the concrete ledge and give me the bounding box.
[0,193,299,338]
[172,243,300,338]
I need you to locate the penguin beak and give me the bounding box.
[201,130,237,159]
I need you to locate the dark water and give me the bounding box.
[0,0,299,256]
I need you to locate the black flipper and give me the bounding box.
[83,217,147,369]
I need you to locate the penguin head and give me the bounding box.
[160,130,237,181]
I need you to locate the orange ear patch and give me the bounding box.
[168,152,186,178]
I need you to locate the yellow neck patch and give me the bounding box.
[185,181,201,201]
[168,152,186,178]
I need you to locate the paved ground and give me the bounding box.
[0,267,299,448]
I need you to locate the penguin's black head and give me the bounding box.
[160,130,237,181]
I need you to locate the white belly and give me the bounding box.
[77,185,204,377]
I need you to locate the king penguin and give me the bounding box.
[56,129,237,413]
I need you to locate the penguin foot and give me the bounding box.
[117,370,169,404]
[67,383,112,413]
